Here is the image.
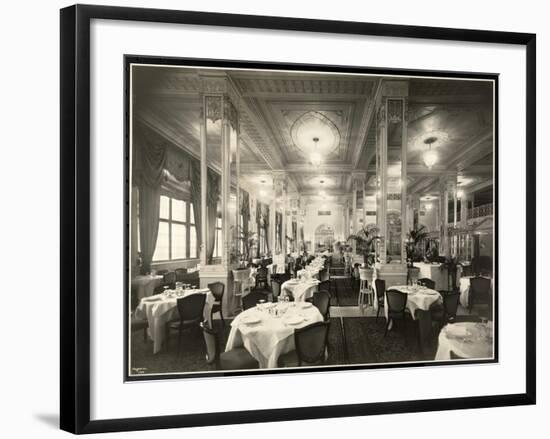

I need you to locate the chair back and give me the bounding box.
[256,267,268,280]
[470,276,491,306]
[201,321,220,367]
[418,277,436,290]
[312,291,330,321]
[386,289,408,315]
[242,292,267,310]
[294,321,330,365]
[317,280,331,294]
[271,279,281,300]
[374,278,386,300]
[175,268,187,282]
[208,282,225,302]
[443,291,461,318]
[163,271,177,288]
[177,293,206,322]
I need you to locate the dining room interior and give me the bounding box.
[128,63,495,377]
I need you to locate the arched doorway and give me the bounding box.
[314,224,335,252]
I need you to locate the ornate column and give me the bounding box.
[375,80,409,286]
[271,170,287,257]
[351,171,366,258]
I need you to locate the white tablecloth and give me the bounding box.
[415,263,462,290]
[135,288,215,354]
[379,285,442,320]
[459,276,494,308]
[435,322,494,360]
[131,275,163,301]
[281,278,320,302]
[225,302,324,368]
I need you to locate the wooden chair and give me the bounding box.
[242,291,269,310]
[374,278,386,321]
[418,277,436,290]
[312,290,331,321]
[384,289,409,337]
[201,321,259,370]
[255,267,269,289]
[165,294,206,354]
[469,276,491,312]
[175,268,187,282]
[207,282,225,327]
[130,312,148,343]
[278,321,330,367]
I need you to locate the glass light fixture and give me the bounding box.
[422,136,438,169]
[310,137,322,166]
[456,189,465,199]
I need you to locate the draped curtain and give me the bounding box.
[135,124,166,274]
[134,122,203,273]
[275,211,283,254]
[240,190,250,259]
[256,203,262,257]
[263,205,270,253]
[206,169,221,264]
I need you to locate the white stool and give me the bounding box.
[358,267,373,309]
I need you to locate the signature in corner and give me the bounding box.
[132,367,148,374]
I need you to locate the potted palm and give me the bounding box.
[406,225,428,282]
[347,225,381,269]
[238,227,257,266]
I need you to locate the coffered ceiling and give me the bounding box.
[132,65,494,200]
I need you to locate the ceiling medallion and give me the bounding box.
[290,111,341,160]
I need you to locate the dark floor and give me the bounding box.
[130,265,487,376]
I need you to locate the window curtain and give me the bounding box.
[134,123,166,274]
[240,190,250,259]
[275,211,283,254]
[292,221,297,251]
[206,168,220,264]
[256,203,262,257]
[263,205,270,254]
[135,122,203,272]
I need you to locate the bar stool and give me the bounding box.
[232,268,252,312]
[358,267,373,309]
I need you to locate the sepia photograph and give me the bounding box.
[127,60,496,378]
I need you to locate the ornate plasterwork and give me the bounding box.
[290,111,341,156]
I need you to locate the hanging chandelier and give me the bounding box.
[422,136,439,169]
[310,137,323,166]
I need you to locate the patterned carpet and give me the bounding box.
[130,313,434,376]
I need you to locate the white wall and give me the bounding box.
[2,1,547,438]
[303,201,345,247]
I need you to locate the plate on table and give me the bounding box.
[283,315,303,325]
[241,315,261,325]
[300,302,313,309]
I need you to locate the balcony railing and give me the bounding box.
[468,203,493,219]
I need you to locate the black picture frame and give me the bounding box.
[60,4,536,434]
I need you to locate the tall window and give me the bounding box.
[153,195,198,261]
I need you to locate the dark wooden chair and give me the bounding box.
[312,290,331,321]
[374,278,386,320]
[384,289,409,337]
[130,313,148,343]
[278,321,330,367]
[469,276,492,311]
[175,268,187,282]
[418,277,436,290]
[242,291,269,310]
[271,273,290,302]
[154,271,177,294]
[255,267,268,289]
[165,294,206,354]
[201,321,259,370]
[207,282,225,327]
[431,291,461,326]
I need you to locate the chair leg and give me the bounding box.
[219,308,225,327]
[384,318,391,337]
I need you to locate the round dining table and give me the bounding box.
[281,278,320,302]
[225,302,324,368]
[435,321,494,360]
[135,288,215,354]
